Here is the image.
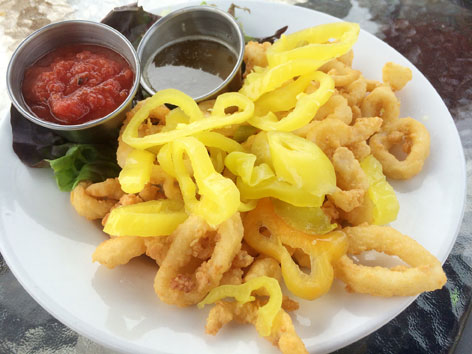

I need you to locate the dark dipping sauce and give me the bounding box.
[22,44,134,125]
[144,37,237,98]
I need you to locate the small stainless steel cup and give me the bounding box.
[6,20,140,143]
[137,5,245,102]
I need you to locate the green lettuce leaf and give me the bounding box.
[48,144,120,192]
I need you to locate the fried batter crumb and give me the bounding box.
[119,194,143,206]
[282,296,299,312]
[231,249,254,268]
[171,274,196,293]
[205,300,307,354]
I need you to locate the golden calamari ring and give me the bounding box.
[361,85,400,126]
[154,213,244,307]
[334,225,446,296]
[369,117,430,179]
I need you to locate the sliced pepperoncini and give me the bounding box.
[225,132,336,207]
[122,89,254,149]
[170,137,240,227]
[248,71,335,132]
[243,199,347,300]
[360,155,399,225]
[104,200,187,237]
[118,149,155,194]
[272,199,337,235]
[239,59,327,101]
[266,22,360,67]
[198,276,283,337]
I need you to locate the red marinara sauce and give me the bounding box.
[22,44,134,125]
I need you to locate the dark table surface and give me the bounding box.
[1,0,471,353]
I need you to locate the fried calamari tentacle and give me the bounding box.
[361,85,400,126]
[320,59,360,87]
[139,183,164,201]
[85,178,125,200]
[382,62,412,91]
[306,117,382,158]
[92,236,146,269]
[144,236,173,266]
[340,75,367,107]
[334,225,447,296]
[315,93,353,125]
[245,257,282,297]
[347,140,371,161]
[219,268,244,286]
[150,165,182,201]
[329,188,365,213]
[332,147,369,191]
[369,117,430,179]
[154,213,244,307]
[220,249,255,285]
[288,93,355,139]
[243,41,272,77]
[70,182,117,220]
[205,301,307,354]
[245,257,282,283]
[365,79,383,92]
[232,249,255,269]
[328,147,369,212]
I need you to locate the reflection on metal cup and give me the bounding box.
[137,6,245,102]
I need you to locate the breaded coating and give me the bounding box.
[70,182,116,220]
[205,301,307,354]
[382,62,412,91]
[86,178,125,201]
[332,147,369,191]
[243,41,271,77]
[245,257,282,283]
[144,236,173,266]
[306,117,382,158]
[92,236,146,269]
[329,188,365,212]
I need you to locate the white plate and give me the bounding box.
[0,1,466,353]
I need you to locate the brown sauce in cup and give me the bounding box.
[144,37,237,98]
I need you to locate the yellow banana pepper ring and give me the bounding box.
[198,276,283,337]
[161,107,190,132]
[266,22,360,67]
[225,151,275,187]
[238,199,258,212]
[118,149,155,194]
[239,59,327,101]
[225,132,336,207]
[272,199,337,235]
[156,143,176,177]
[254,71,319,116]
[103,199,188,237]
[194,131,244,153]
[159,134,250,213]
[267,131,335,194]
[171,137,240,226]
[248,71,335,132]
[243,199,347,300]
[236,177,325,208]
[195,131,243,173]
[122,89,254,149]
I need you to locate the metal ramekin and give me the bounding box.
[137,5,245,102]
[6,20,141,143]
